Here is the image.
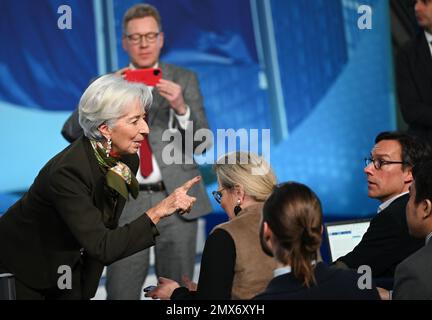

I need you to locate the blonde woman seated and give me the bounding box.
[254,182,380,300]
[146,152,278,299]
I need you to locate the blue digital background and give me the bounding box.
[0,0,395,226]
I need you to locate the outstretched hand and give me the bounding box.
[146,176,201,224]
[144,277,180,300]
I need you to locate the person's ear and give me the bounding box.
[259,221,274,257]
[158,31,164,49]
[404,167,414,184]
[263,222,273,244]
[263,222,270,238]
[122,36,129,53]
[234,185,245,202]
[422,199,432,219]
[98,123,112,140]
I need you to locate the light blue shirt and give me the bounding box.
[377,192,409,213]
[273,266,292,278]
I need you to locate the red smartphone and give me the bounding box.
[124,68,162,86]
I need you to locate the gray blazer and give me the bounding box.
[393,239,432,300]
[61,62,212,220]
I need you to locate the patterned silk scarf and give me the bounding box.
[90,140,139,200]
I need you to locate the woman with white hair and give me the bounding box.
[0,74,200,299]
[146,152,278,300]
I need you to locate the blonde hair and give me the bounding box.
[214,152,276,201]
[123,3,162,34]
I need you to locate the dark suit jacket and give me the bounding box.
[61,62,212,220]
[393,239,432,299]
[253,262,380,300]
[0,136,157,299]
[337,194,424,278]
[396,32,432,143]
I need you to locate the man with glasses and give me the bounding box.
[396,0,432,146]
[61,3,212,299]
[335,131,430,285]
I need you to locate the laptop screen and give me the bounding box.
[324,219,371,262]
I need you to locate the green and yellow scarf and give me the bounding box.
[90,140,139,200]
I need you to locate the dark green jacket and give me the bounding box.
[0,136,157,299]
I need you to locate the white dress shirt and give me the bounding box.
[425,31,432,57]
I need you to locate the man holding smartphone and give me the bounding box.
[61,3,212,300]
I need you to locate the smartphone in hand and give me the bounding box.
[143,285,157,293]
[124,68,162,86]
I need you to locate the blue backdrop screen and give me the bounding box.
[1,0,396,223]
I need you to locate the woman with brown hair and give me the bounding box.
[255,182,380,300]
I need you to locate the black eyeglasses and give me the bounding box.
[212,188,225,204]
[125,32,160,44]
[364,157,408,170]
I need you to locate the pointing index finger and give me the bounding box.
[182,176,201,192]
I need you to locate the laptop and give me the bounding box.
[324,218,371,262]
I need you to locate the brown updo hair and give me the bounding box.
[262,182,323,287]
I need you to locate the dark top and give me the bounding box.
[0,136,158,299]
[393,240,432,299]
[254,262,380,300]
[337,194,424,278]
[171,228,236,300]
[396,32,432,143]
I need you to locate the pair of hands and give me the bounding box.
[146,176,201,224]
[145,275,197,300]
[115,67,187,115]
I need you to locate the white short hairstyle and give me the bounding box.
[78,74,152,141]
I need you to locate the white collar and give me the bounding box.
[129,62,159,70]
[273,266,292,278]
[425,31,432,56]
[377,191,409,213]
[273,260,316,278]
[426,232,432,245]
[425,31,432,44]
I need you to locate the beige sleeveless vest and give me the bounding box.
[215,202,277,299]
